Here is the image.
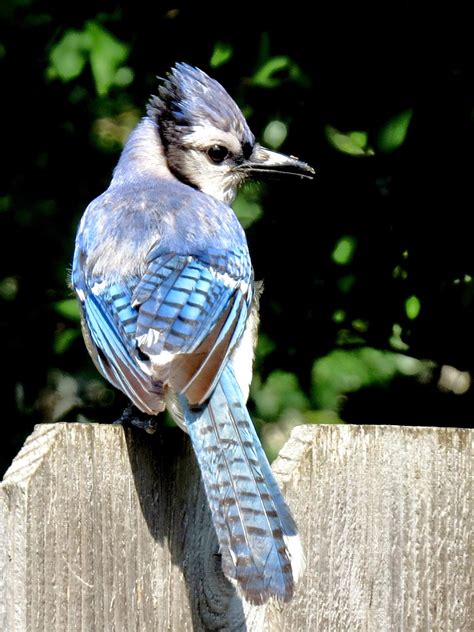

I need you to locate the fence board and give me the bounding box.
[0,423,471,631]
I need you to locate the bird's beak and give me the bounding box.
[238,144,315,180]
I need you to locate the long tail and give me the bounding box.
[181,364,303,605]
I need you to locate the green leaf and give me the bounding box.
[405,295,421,320]
[0,276,18,301]
[263,120,288,149]
[332,309,346,323]
[54,328,80,354]
[348,131,368,148]
[253,370,309,419]
[312,347,426,411]
[332,235,357,265]
[389,323,409,351]
[210,41,233,68]
[54,298,81,321]
[48,30,89,81]
[114,66,134,87]
[47,23,130,96]
[352,319,368,332]
[85,22,129,96]
[252,56,290,88]
[378,109,413,153]
[326,126,374,156]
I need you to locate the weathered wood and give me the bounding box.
[0,424,471,631]
[267,425,472,632]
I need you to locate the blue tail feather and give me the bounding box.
[182,364,299,604]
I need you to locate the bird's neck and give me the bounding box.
[110,117,173,186]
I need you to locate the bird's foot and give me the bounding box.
[113,403,158,434]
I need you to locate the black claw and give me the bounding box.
[113,403,158,434]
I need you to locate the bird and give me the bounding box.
[72,63,314,605]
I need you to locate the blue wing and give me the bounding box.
[132,244,253,405]
[76,280,165,414]
[73,243,253,411]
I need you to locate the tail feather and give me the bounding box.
[182,364,302,604]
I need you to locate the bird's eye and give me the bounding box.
[207,144,229,163]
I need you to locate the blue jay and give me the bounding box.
[72,63,314,604]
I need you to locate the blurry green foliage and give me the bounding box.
[390,324,409,351]
[252,370,309,420]
[0,276,18,301]
[93,110,140,152]
[233,186,263,228]
[337,273,356,293]
[313,348,429,411]
[54,328,80,354]
[263,120,288,149]
[48,21,130,96]
[378,109,413,153]
[255,333,276,363]
[326,126,374,156]
[210,41,233,68]
[48,30,89,82]
[54,299,81,321]
[332,235,357,265]
[1,4,472,476]
[405,295,421,320]
[251,56,307,88]
[332,309,346,323]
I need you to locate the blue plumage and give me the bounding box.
[182,363,298,601]
[72,63,313,604]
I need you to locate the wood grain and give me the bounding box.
[0,423,471,631]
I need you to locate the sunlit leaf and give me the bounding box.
[253,370,309,419]
[252,56,290,88]
[312,347,427,411]
[392,265,408,280]
[48,30,89,81]
[348,131,368,148]
[332,235,357,265]
[325,126,374,156]
[378,109,413,153]
[263,120,288,149]
[210,41,233,67]
[54,328,80,354]
[47,23,130,96]
[85,22,129,96]
[332,309,346,323]
[389,323,409,351]
[54,298,81,321]
[352,319,368,332]
[114,66,134,87]
[336,328,365,346]
[405,294,421,320]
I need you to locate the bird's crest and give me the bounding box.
[147,63,254,148]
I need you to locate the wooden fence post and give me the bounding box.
[0,423,472,631]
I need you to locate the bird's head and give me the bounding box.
[147,63,314,204]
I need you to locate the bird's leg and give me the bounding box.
[113,403,158,434]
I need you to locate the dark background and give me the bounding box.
[1,3,473,474]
